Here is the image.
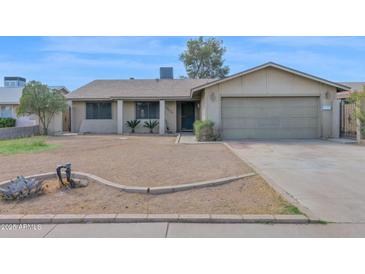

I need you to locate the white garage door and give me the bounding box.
[221,97,320,139]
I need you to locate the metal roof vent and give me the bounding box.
[160,67,174,79]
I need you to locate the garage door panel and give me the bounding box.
[222,108,318,118]
[222,97,319,108]
[221,97,319,139]
[222,117,318,129]
[223,127,319,139]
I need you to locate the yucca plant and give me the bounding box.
[143,120,159,133]
[125,119,141,133]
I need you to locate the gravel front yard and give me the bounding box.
[0,176,294,215]
[0,135,298,215]
[0,135,252,187]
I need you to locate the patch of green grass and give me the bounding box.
[0,137,61,155]
[282,204,302,215]
[316,220,328,225]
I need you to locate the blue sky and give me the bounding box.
[0,36,364,90]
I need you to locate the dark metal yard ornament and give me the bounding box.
[56,163,75,188]
[56,163,88,188]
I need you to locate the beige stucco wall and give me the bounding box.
[71,101,117,134]
[201,67,338,138]
[34,112,62,135]
[71,101,84,133]
[47,112,63,134]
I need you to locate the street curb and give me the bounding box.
[0,213,310,224]
[0,172,254,194]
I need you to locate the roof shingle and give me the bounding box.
[67,79,213,100]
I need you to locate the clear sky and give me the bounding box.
[0,36,364,91]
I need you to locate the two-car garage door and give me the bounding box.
[221,97,320,139]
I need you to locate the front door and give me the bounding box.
[181,102,195,131]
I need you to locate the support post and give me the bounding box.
[159,100,165,135]
[117,100,124,134]
[332,100,340,138]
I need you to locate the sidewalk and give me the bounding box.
[2,223,365,237]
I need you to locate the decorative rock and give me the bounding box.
[72,178,89,188]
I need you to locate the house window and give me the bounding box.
[86,102,112,119]
[0,105,13,118]
[136,102,159,119]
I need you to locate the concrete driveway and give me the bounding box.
[226,140,365,223]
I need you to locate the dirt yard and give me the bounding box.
[0,135,252,187]
[0,176,294,215]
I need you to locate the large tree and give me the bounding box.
[179,37,230,79]
[17,81,67,135]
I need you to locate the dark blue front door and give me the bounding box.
[181,102,195,131]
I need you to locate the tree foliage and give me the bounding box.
[179,37,229,79]
[346,86,365,137]
[17,81,67,135]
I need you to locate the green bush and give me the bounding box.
[143,120,159,133]
[125,119,141,133]
[193,120,220,141]
[0,118,16,128]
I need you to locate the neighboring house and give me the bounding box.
[0,77,37,127]
[0,76,70,134]
[67,62,351,139]
[337,82,365,99]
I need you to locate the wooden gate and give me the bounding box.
[340,100,356,139]
[62,106,71,132]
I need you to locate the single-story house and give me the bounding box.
[0,76,70,134]
[67,62,351,139]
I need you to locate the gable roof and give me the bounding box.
[67,79,212,100]
[191,62,351,93]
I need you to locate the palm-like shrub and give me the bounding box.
[126,119,141,133]
[143,120,159,133]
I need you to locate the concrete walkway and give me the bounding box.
[2,222,365,237]
[178,133,197,144]
[226,140,365,223]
